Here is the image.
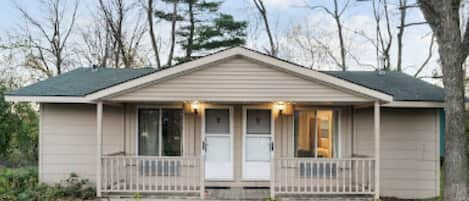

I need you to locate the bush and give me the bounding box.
[0,167,96,201]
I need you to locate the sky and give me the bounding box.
[0,0,439,83]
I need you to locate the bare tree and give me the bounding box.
[98,0,126,67]
[419,1,469,200]
[396,0,429,72]
[146,0,161,68]
[285,25,337,69]
[376,0,392,70]
[252,0,277,56]
[305,0,350,71]
[98,0,147,68]
[8,0,79,77]
[78,21,112,67]
[74,6,115,68]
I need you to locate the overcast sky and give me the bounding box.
[0,0,439,82]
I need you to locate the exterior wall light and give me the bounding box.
[275,101,286,115]
[191,101,200,114]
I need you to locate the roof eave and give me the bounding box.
[5,95,93,103]
[383,101,445,108]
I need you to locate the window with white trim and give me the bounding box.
[138,108,183,156]
[294,110,339,158]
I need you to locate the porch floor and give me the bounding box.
[104,188,373,201]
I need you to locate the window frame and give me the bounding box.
[136,105,184,157]
[292,107,342,159]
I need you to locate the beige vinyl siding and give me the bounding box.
[110,57,369,102]
[40,101,438,198]
[353,108,439,199]
[40,103,124,184]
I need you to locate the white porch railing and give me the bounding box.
[272,158,375,195]
[101,156,201,194]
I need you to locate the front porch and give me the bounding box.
[99,155,375,196]
[95,101,381,199]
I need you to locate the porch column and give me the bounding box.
[96,101,103,197]
[374,101,380,199]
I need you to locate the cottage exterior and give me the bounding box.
[6,47,444,199]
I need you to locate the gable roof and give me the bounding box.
[6,47,443,103]
[7,66,444,102]
[83,47,393,101]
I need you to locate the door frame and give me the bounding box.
[241,105,275,181]
[201,104,234,181]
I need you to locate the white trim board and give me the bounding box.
[5,95,92,103]
[383,101,444,108]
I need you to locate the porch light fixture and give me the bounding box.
[275,101,286,115]
[191,101,200,114]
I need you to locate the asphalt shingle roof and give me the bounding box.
[7,67,158,97]
[7,66,445,102]
[321,71,445,102]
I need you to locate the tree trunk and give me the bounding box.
[147,0,161,68]
[439,35,468,201]
[185,1,195,60]
[167,0,178,66]
[419,1,468,200]
[396,0,407,72]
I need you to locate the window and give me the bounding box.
[138,108,183,156]
[294,110,338,158]
[205,109,230,134]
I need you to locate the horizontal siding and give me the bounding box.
[353,108,439,199]
[111,58,369,102]
[40,104,124,184]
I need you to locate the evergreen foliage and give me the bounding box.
[175,0,247,63]
[0,83,38,166]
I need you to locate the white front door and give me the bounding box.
[242,108,273,180]
[204,108,233,180]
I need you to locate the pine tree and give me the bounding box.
[176,0,247,63]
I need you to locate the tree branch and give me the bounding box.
[414,33,435,77]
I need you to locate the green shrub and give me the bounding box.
[0,167,96,201]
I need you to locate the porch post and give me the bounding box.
[270,140,275,198]
[374,101,380,199]
[200,113,205,200]
[96,101,103,197]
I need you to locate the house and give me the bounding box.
[5,47,444,200]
